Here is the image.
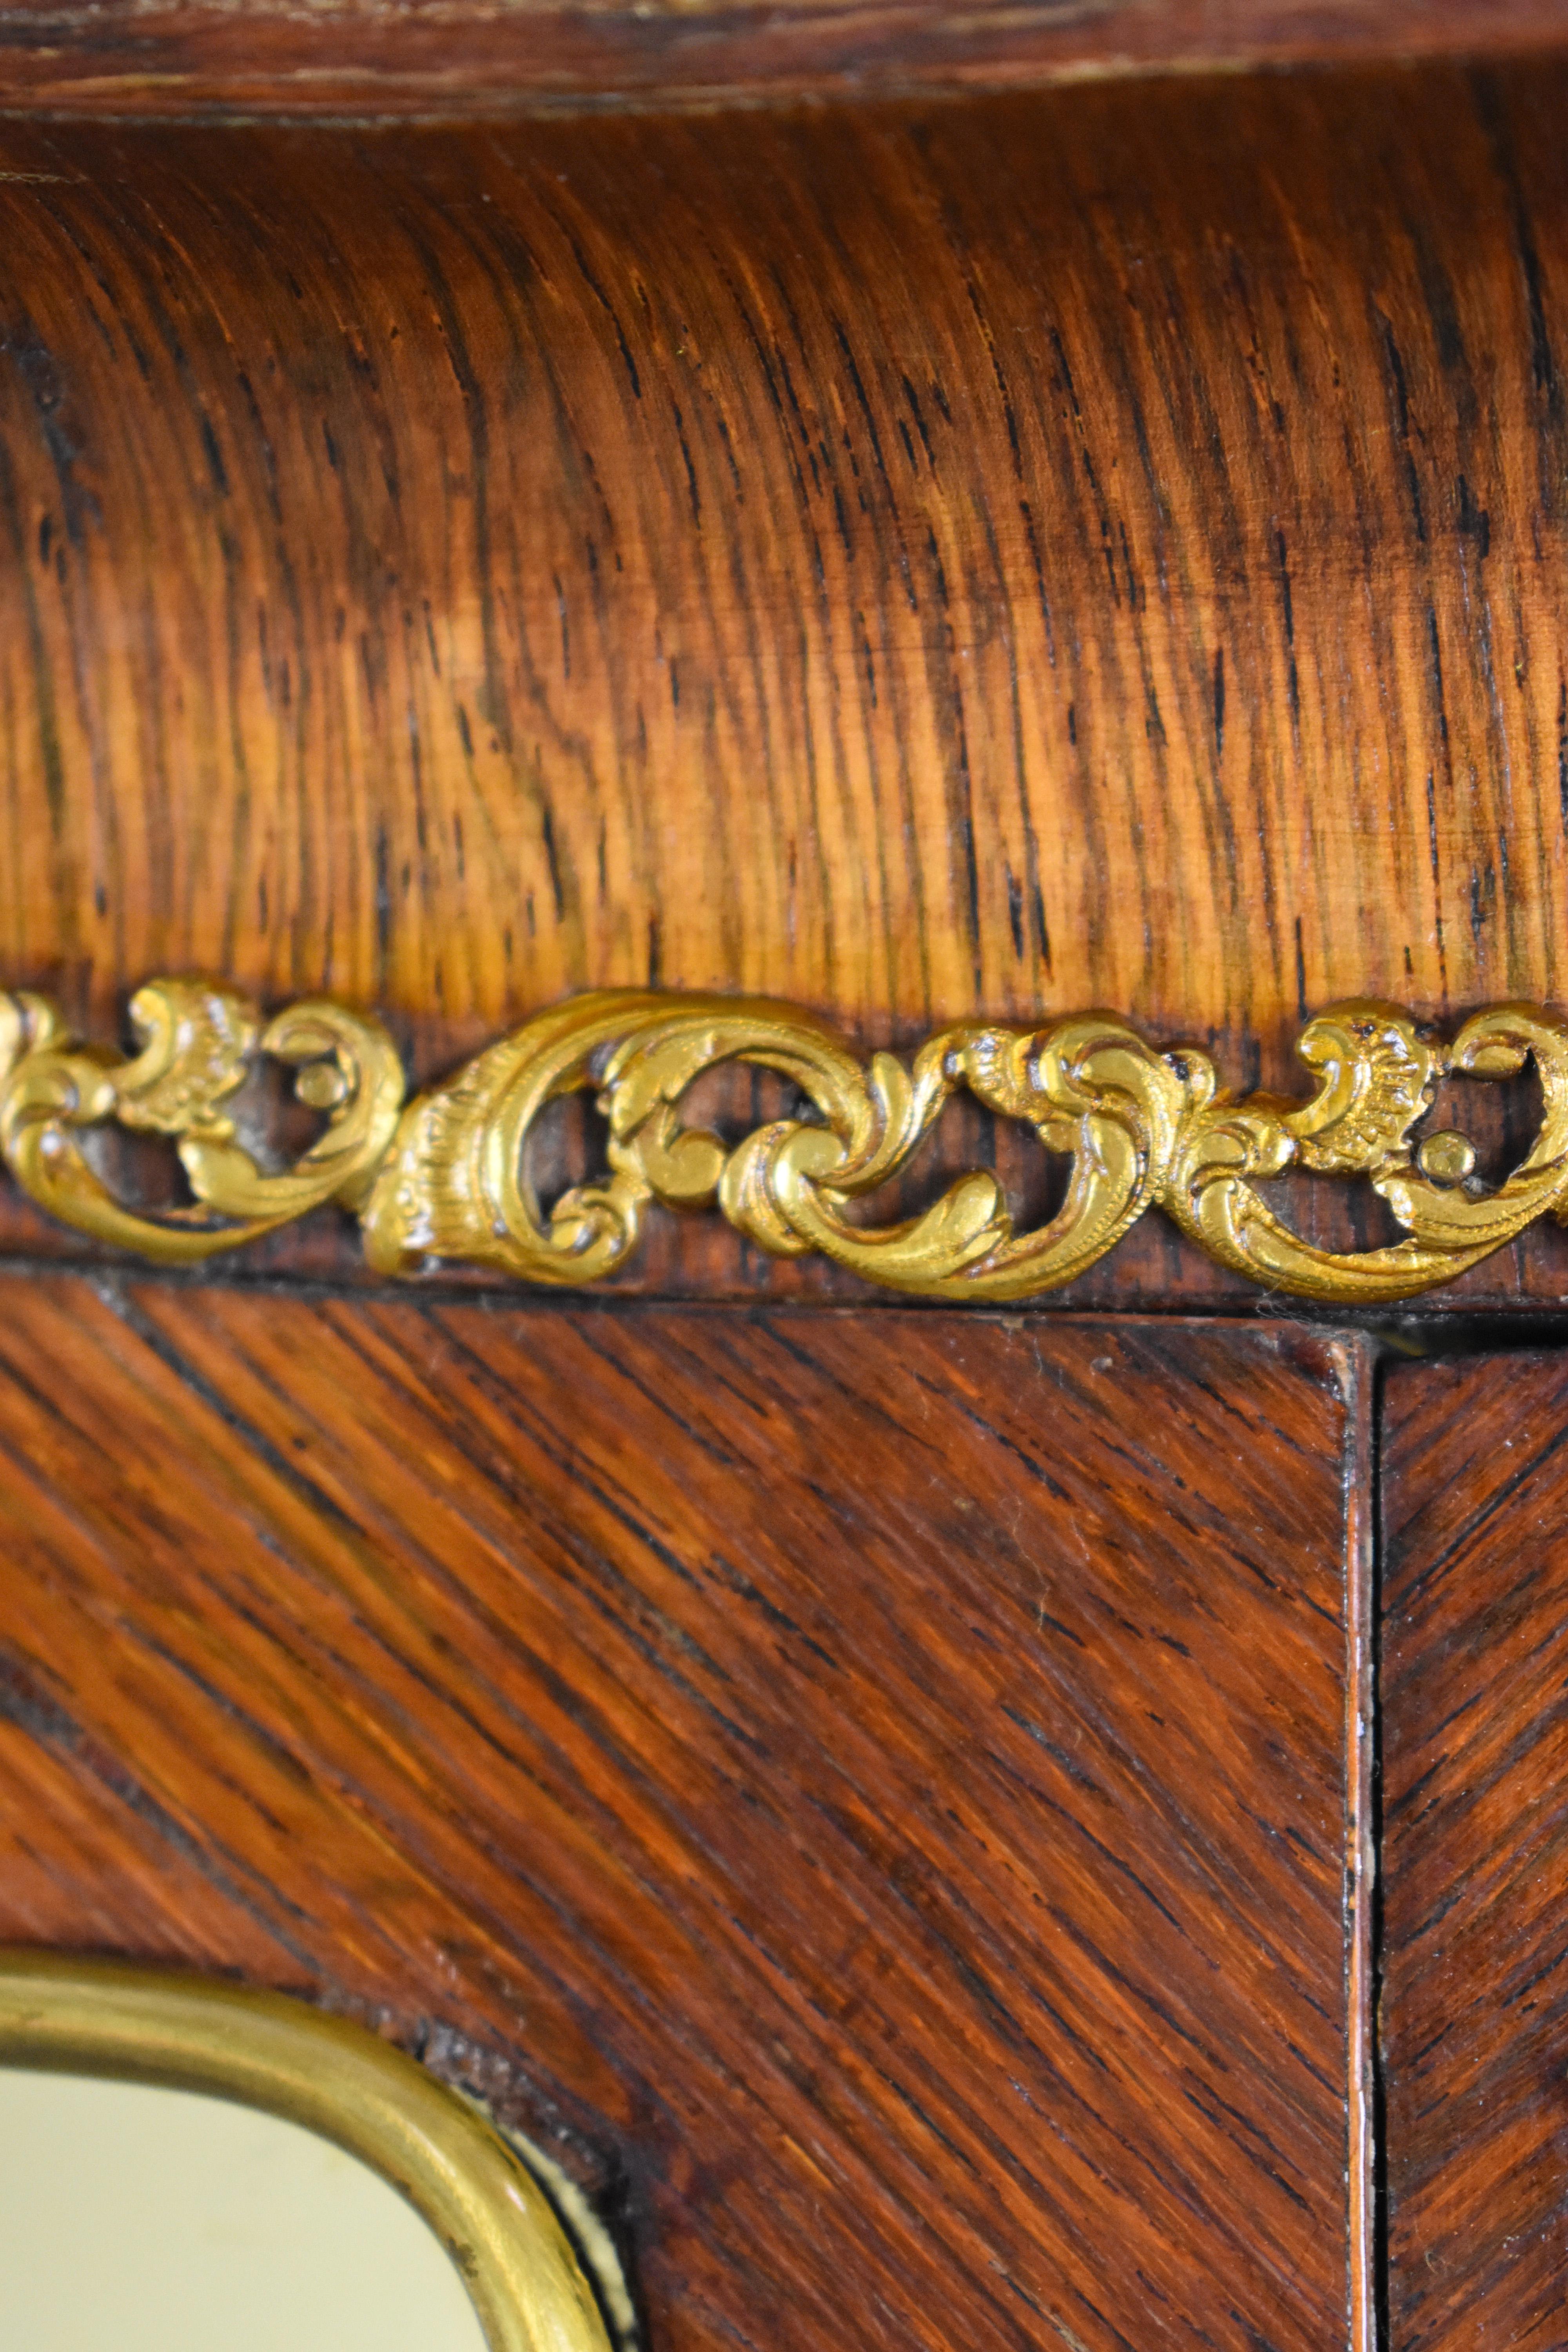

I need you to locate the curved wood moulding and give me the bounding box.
[3,977,1567,1306]
[7,76,1568,1304]
[0,0,1564,118]
[0,1951,614,2352]
[5,80,1568,1056]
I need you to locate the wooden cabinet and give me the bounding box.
[5,16,1568,2351]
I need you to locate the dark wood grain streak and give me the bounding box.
[0,1284,1367,2352]
[1383,1349,1568,2350]
[0,0,1565,118]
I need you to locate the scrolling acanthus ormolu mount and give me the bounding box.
[0,978,1563,1305]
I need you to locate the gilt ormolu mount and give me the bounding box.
[1,978,1564,1303]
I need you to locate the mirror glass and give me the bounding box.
[0,2068,488,2351]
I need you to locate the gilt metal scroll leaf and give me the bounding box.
[2,979,1564,1303]
[0,981,404,1261]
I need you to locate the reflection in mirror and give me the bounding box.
[0,2068,489,2352]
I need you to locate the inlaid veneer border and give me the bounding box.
[0,978,1562,1305]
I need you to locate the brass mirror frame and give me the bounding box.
[0,1952,615,2352]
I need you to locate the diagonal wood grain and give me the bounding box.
[0,1282,1364,2352]
[1383,1350,1568,2352]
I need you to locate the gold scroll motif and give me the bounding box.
[2,980,1566,1302]
[0,980,404,1262]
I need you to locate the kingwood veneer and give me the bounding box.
[0,1287,1375,2352]
[1384,1348,1568,2352]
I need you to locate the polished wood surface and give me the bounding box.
[5,67,1568,1054]
[1,0,1564,116]
[5,64,1568,1305]
[0,1287,1368,2352]
[1383,1348,1568,2350]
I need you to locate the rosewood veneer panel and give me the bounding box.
[1383,1350,1568,2350]
[0,1286,1365,2352]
